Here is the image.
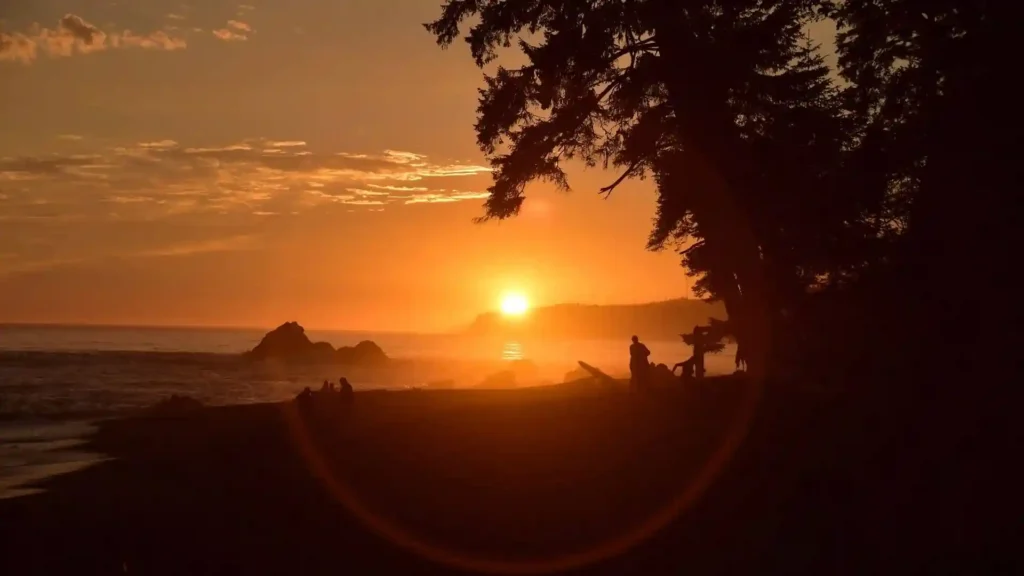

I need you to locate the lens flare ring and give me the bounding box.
[281,374,763,575]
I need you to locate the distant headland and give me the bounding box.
[464,298,726,340]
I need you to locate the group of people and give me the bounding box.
[628,327,713,390]
[296,377,355,408]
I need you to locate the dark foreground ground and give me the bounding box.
[0,377,1011,575]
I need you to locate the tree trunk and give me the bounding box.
[654,18,775,380]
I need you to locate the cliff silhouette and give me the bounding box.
[464,298,725,340]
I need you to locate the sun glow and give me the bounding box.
[499,292,529,317]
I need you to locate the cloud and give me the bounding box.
[112,30,187,51]
[213,19,254,41]
[45,14,106,55]
[366,184,429,192]
[166,13,186,20]
[0,32,36,64]
[238,5,256,11]
[138,140,179,149]
[383,150,427,163]
[0,14,186,64]
[133,235,257,258]
[213,28,247,42]
[57,134,84,141]
[0,139,492,223]
[404,191,491,204]
[0,233,259,277]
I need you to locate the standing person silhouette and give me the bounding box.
[629,335,651,391]
[691,325,709,379]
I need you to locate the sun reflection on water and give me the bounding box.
[502,341,524,361]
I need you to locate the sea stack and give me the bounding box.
[245,322,388,365]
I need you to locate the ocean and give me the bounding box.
[0,323,736,498]
[0,324,738,419]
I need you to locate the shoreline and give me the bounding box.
[0,420,108,500]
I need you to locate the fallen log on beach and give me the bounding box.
[577,361,620,386]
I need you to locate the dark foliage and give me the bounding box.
[426,0,864,378]
[426,0,1014,386]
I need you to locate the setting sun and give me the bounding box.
[499,293,530,317]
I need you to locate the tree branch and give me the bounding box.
[680,240,705,257]
[599,159,644,197]
[609,39,657,62]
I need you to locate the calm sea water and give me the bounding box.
[0,323,736,498]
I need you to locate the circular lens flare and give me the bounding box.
[281,374,764,575]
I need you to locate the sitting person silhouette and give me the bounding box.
[296,386,314,412]
[339,377,354,405]
[629,335,651,390]
[673,358,696,382]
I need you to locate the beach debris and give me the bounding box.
[576,361,619,386]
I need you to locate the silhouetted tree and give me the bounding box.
[426,0,856,378]
[827,0,1014,382]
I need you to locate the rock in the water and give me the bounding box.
[476,369,517,389]
[308,341,336,361]
[247,321,322,360]
[335,340,388,365]
[245,322,334,363]
[246,322,387,365]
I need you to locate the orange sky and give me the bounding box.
[0,2,836,331]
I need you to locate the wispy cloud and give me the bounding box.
[213,19,253,42]
[213,29,246,42]
[0,14,186,65]
[404,191,491,204]
[133,234,257,258]
[138,140,179,149]
[111,30,187,51]
[0,234,259,277]
[0,138,492,224]
[57,134,84,141]
[166,13,186,21]
[366,184,430,192]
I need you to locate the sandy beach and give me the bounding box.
[0,377,1006,575]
